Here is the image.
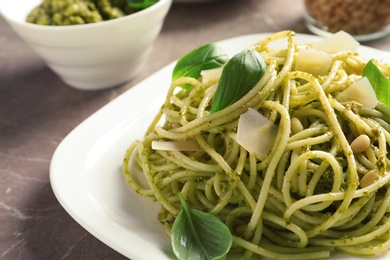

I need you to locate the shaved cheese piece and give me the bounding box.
[236,108,278,159]
[335,77,378,109]
[311,31,360,54]
[152,139,202,151]
[296,48,332,76]
[201,67,223,84]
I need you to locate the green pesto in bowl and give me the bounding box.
[26,0,157,25]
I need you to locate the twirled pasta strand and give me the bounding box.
[123,31,390,259]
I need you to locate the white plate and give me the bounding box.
[50,33,390,260]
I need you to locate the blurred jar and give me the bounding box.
[304,0,390,41]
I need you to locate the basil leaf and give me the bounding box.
[171,192,232,260]
[172,43,229,88]
[126,0,158,9]
[363,59,390,107]
[210,48,267,113]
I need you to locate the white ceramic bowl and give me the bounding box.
[0,0,172,90]
[174,0,225,3]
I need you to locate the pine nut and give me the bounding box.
[350,134,370,154]
[360,169,378,188]
[291,117,304,134]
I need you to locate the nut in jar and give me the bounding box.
[304,0,390,41]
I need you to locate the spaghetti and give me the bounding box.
[123,30,390,259]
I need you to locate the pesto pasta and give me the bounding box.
[123,30,390,259]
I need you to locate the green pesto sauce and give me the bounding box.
[26,0,142,25]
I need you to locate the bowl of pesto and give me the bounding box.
[0,0,172,90]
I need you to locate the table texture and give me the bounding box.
[1,0,390,259]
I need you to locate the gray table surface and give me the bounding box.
[1,0,390,259]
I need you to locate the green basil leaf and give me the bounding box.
[126,0,158,9]
[210,48,267,113]
[363,59,390,107]
[171,192,232,260]
[172,43,229,88]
